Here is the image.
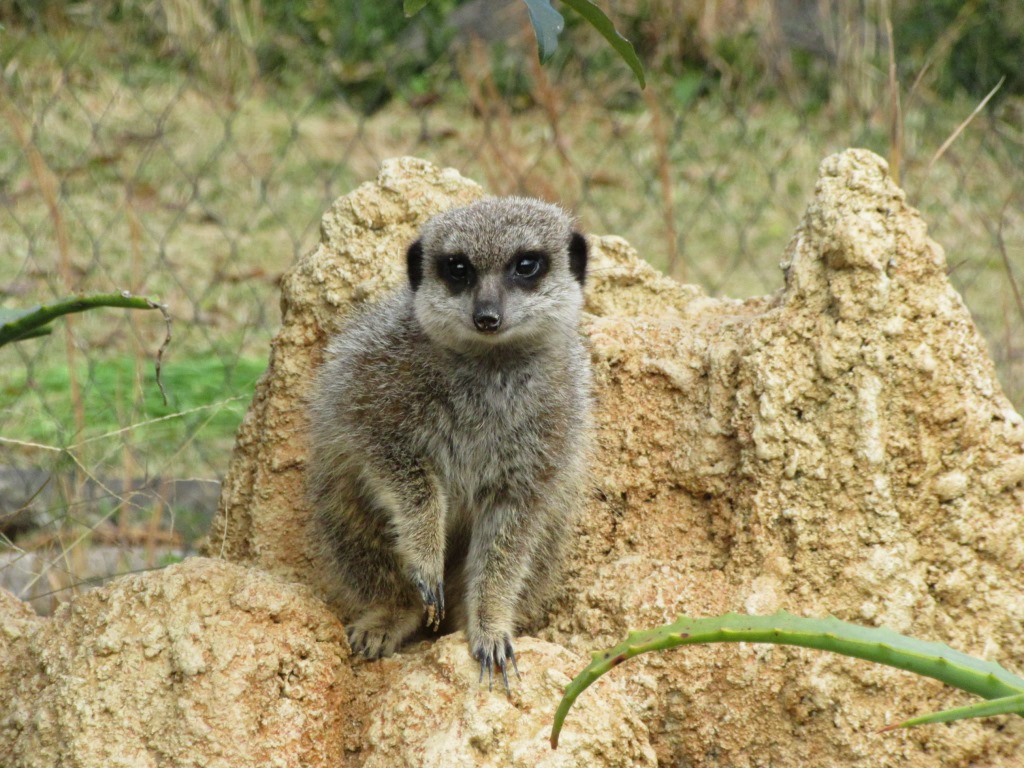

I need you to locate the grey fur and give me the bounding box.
[306,197,591,688]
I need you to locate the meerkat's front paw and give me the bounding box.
[410,570,445,631]
[345,605,421,659]
[470,628,520,694]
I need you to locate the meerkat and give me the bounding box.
[306,196,591,690]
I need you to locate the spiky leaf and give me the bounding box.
[1,292,172,404]
[550,611,1024,748]
[0,305,48,342]
[882,692,1024,731]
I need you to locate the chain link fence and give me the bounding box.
[2,1,1022,611]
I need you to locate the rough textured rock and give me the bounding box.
[358,633,656,768]
[0,558,351,767]
[0,557,653,767]
[203,151,1024,766]
[0,587,40,692]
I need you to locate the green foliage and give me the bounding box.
[407,0,645,88]
[559,0,644,88]
[668,72,707,109]
[1,355,265,449]
[256,0,461,110]
[550,611,1024,748]
[261,1,454,63]
[895,0,1024,99]
[404,0,431,16]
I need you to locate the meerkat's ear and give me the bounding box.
[407,239,424,291]
[568,231,588,285]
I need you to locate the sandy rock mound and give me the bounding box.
[358,633,656,768]
[0,587,40,689]
[0,558,351,767]
[557,150,1024,766]
[0,556,651,767]
[203,151,1024,766]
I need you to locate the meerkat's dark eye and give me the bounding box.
[439,254,473,288]
[512,251,547,281]
[448,257,469,281]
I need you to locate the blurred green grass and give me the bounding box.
[1,353,265,474]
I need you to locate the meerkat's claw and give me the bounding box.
[498,655,510,693]
[505,638,521,681]
[473,635,517,695]
[344,606,423,658]
[413,574,445,631]
[477,652,489,687]
[346,625,391,659]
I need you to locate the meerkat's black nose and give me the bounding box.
[473,307,502,333]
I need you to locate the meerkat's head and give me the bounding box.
[406,197,587,354]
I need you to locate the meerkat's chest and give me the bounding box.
[431,365,552,501]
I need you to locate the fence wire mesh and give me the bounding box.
[2,1,1022,611]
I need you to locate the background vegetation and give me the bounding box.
[1,0,1021,611]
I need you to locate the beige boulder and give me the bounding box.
[0,557,653,767]
[198,150,1024,766]
[359,633,656,768]
[0,558,350,767]
[6,152,1022,766]
[0,586,41,690]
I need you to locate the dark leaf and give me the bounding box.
[522,0,565,62]
[561,0,645,87]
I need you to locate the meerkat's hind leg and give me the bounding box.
[345,604,423,659]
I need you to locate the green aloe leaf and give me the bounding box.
[550,611,1024,748]
[0,305,48,342]
[0,293,164,348]
[881,692,1024,731]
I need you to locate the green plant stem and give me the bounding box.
[0,293,161,347]
[1,292,172,404]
